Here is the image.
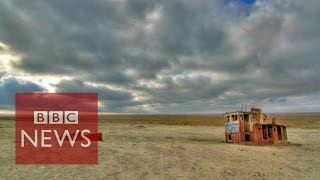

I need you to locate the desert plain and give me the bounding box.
[1,114,320,180]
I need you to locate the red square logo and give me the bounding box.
[15,93,98,164]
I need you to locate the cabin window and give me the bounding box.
[243,114,249,122]
[277,126,282,140]
[245,134,250,141]
[262,125,267,139]
[225,115,230,122]
[231,114,237,122]
[268,126,273,138]
[283,127,287,141]
[231,114,234,121]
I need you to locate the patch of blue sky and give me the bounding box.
[238,0,256,5]
[223,0,256,16]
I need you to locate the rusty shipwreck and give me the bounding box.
[224,106,288,144]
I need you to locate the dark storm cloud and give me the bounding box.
[1,0,320,112]
[54,79,137,112]
[0,0,226,79]
[54,79,133,101]
[0,73,45,110]
[134,76,231,104]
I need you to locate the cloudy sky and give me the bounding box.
[0,0,320,114]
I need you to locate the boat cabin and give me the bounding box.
[224,108,288,144]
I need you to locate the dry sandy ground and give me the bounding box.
[1,120,320,180]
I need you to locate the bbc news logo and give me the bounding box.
[21,111,91,148]
[16,93,98,164]
[33,111,79,124]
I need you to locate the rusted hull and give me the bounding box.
[225,123,288,144]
